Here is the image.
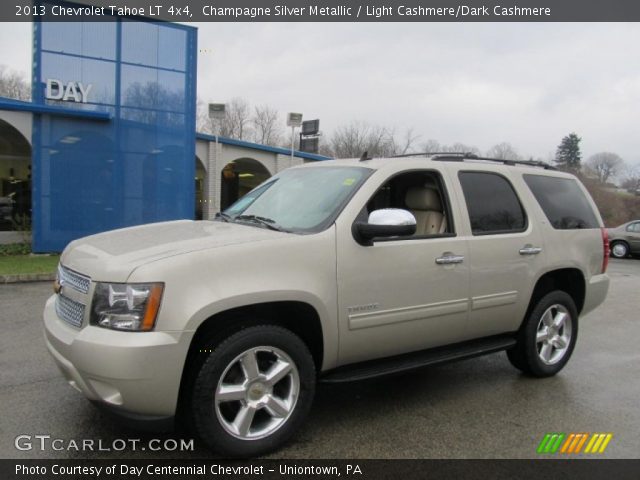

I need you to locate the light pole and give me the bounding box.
[208,103,226,153]
[208,103,226,218]
[287,112,303,162]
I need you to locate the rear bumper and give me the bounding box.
[582,273,609,317]
[43,295,193,420]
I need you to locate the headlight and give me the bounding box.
[91,282,164,331]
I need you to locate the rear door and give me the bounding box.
[449,166,547,338]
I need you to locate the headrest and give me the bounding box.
[405,187,442,211]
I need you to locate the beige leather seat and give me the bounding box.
[405,187,446,235]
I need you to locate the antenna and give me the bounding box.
[359,151,371,161]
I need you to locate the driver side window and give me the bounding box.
[362,170,454,238]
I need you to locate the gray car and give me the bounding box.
[608,220,640,258]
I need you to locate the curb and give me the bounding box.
[0,273,56,284]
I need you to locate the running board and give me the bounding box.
[320,335,516,383]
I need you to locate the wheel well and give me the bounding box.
[610,239,629,248]
[176,301,324,426]
[524,269,586,325]
[188,301,323,369]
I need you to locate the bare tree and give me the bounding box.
[327,122,418,158]
[196,98,212,133]
[329,122,385,158]
[486,142,521,160]
[252,105,282,146]
[197,97,253,140]
[0,65,30,101]
[447,142,481,155]
[620,163,640,192]
[421,139,442,153]
[386,128,420,156]
[585,152,624,184]
[420,139,480,155]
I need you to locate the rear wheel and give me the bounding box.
[610,241,629,259]
[191,325,316,457]
[507,291,578,377]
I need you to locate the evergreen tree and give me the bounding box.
[555,133,582,171]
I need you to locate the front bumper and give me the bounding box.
[43,295,193,422]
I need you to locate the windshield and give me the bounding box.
[222,166,371,233]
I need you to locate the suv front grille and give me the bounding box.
[58,265,91,294]
[55,294,86,328]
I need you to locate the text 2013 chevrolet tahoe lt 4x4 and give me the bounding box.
[44,154,610,456]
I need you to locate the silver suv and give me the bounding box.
[44,154,610,457]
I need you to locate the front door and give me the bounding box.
[335,169,470,366]
[625,221,640,252]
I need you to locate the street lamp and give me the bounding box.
[208,103,226,150]
[207,103,226,219]
[287,112,303,162]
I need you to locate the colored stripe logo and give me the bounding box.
[537,433,613,454]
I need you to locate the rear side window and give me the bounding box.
[523,174,599,230]
[458,172,527,235]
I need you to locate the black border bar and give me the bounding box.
[4,459,640,480]
[2,0,640,22]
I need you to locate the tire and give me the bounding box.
[191,325,316,457]
[610,241,629,259]
[507,291,578,377]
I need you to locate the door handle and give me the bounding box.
[519,245,542,255]
[435,254,465,265]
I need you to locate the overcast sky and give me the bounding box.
[2,22,640,164]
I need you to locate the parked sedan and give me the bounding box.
[608,220,640,258]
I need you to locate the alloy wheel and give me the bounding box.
[536,304,572,365]
[214,346,299,440]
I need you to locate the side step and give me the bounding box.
[319,335,516,383]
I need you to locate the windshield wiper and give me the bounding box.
[214,211,232,222]
[235,214,288,232]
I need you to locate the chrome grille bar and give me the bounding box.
[58,265,91,294]
[55,294,86,328]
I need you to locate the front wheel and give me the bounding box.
[507,291,578,377]
[191,325,316,457]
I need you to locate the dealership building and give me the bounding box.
[0,14,328,252]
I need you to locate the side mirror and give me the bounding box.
[355,208,417,244]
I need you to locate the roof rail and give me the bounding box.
[390,151,470,158]
[390,151,556,170]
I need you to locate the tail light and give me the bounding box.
[601,227,610,273]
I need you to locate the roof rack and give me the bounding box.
[390,151,556,170]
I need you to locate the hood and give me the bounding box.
[61,220,285,282]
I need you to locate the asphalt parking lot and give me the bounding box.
[1,259,639,459]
